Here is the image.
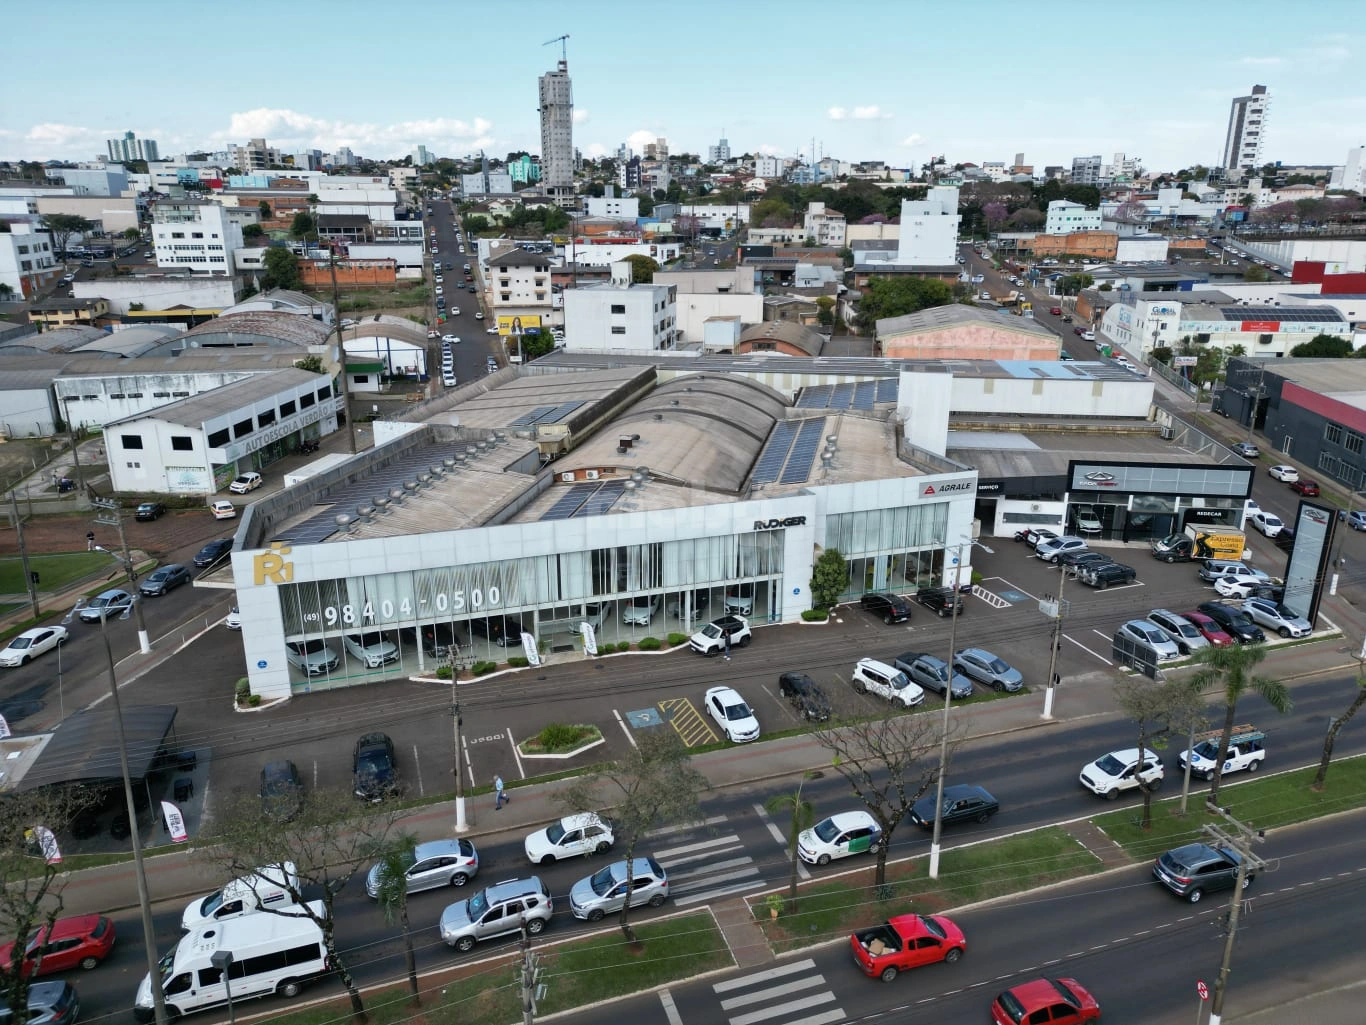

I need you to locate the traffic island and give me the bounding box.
[517,723,605,760]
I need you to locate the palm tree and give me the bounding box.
[371,832,420,1003]
[1313,672,1366,789]
[1190,643,1291,805]
[765,772,817,905]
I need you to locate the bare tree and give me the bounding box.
[201,787,400,1019]
[561,728,708,942]
[811,709,946,885]
[1115,675,1207,830]
[1313,671,1366,789]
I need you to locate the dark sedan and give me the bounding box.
[909,784,999,828]
[860,591,912,625]
[260,759,305,821]
[139,563,191,596]
[192,538,233,568]
[134,501,166,521]
[777,671,831,721]
[1196,601,1267,644]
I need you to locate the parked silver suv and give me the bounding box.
[439,876,552,951]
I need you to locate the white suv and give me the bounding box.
[1080,747,1164,798]
[851,658,925,707]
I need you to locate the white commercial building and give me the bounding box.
[1114,237,1169,262]
[895,187,961,266]
[341,317,429,392]
[105,368,341,495]
[678,204,750,230]
[653,267,762,345]
[1044,200,1102,236]
[487,248,554,332]
[1102,294,1352,359]
[0,224,58,299]
[150,201,243,276]
[563,240,681,267]
[72,273,238,315]
[562,264,676,351]
[1329,146,1366,195]
[584,197,640,219]
[1222,85,1270,170]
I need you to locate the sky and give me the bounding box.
[3,0,1364,174]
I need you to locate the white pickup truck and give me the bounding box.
[1179,726,1266,781]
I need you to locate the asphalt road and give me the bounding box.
[423,201,497,384]
[554,810,1366,1025]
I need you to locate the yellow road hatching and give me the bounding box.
[658,697,718,747]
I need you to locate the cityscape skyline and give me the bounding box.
[1,0,1363,173]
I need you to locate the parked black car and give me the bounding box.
[469,616,523,647]
[1272,525,1296,554]
[914,586,964,618]
[860,591,913,625]
[1153,842,1249,903]
[909,784,1000,829]
[777,672,831,722]
[259,759,304,821]
[135,501,166,521]
[192,538,233,568]
[1058,550,1113,573]
[1077,562,1137,589]
[1196,601,1267,644]
[353,733,398,802]
[139,563,191,596]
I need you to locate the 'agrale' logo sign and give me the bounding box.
[923,481,975,495]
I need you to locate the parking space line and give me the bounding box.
[1069,633,1114,665]
[659,697,717,747]
[411,743,425,797]
[462,736,477,788]
[613,708,638,748]
[507,726,525,779]
[985,576,1039,601]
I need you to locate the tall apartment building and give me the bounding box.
[150,200,243,276]
[1222,85,1270,170]
[538,59,575,204]
[231,138,282,172]
[107,131,159,163]
[803,202,847,247]
[895,187,961,266]
[411,145,432,166]
[1070,155,1103,185]
[1329,146,1366,195]
[708,137,731,164]
[644,138,668,161]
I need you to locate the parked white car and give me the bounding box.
[1248,510,1284,537]
[524,813,615,864]
[0,625,68,667]
[342,632,399,668]
[621,594,659,625]
[1267,464,1299,483]
[851,657,925,707]
[705,686,760,743]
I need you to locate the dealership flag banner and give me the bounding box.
[0,712,10,738]
[580,622,598,656]
[33,826,62,864]
[520,631,541,667]
[162,801,189,843]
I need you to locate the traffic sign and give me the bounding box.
[1197,981,1209,1001]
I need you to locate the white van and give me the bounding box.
[181,862,299,932]
[135,900,328,1022]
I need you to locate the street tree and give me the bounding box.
[122,227,140,240]
[1313,671,1366,789]
[624,254,659,284]
[811,708,946,885]
[1114,675,1206,829]
[290,211,317,241]
[809,547,847,610]
[816,295,836,328]
[258,200,272,219]
[560,728,707,941]
[1290,333,1353,358]
[1243,264,1269,282]
[261,248,302,291]
[202,786,401,1018]
[765,772,817,904]
[1190,643,1290,805]
[1,789,88,1017]
[39,214,94,257]
[856,276,953,331]
[520,329,556,361]
[370,832,421,1002]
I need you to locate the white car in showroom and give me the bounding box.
[342,632,399,668]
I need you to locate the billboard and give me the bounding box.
[1241,321,1280,332]
[497,314,543,336]
[1283,502,1335,625]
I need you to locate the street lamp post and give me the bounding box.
[92,497,150,653]
[210,951,235,1025]
[64,599,168,1025]
[451,686,467,833]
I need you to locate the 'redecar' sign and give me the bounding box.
[754,516,806,530]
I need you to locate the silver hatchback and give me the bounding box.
[569,857,669,921]
[365,838,479,898]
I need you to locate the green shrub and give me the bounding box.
[235,678,251,703]
[435,665,453,680]
[667,632,689,646]
[472,660,497,675]
[801,607,830,621]
[248,694,261,707]
[537,723,586,748]
[616,641,632,652]
[639,637,662,651]
[508,656,530,667]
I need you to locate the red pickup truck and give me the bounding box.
[850,913,966,982]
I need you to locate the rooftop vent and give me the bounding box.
[357,504,376,521]
[617,446,628,455]
[373,495,391,514]
[653,413,663,421]
[618,435,634,449]
[388,487,405,505]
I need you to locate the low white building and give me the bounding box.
[342,317,429,392]
[895,188,961,266]
[562,263,677,352]
[1045,200,1102,235]
[73,273,238,315]
[678,203,750,230]
[802,202,846,247]
[563,240,681,266]
[653,267,763,345]
[0,224,58,299]
[105,368,341,494]
[1102,295,1353,359]
[151,200,244,276]
[347,242,426,273]
[1115,237,1169,262]
[585,197,640,219]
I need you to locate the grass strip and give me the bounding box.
[1091,755,1366,862]
[0,552,112,593]
[751,826,1102,954]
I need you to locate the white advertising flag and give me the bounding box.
[33,826,62,864]
[520,631,541,667]
[579,622,598,656]
[161,801,189,844]
[0,712,10,739]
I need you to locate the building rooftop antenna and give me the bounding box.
[543,34,569,62]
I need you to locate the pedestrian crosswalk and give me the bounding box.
[649,814,766,908]
[712,959,844,1025]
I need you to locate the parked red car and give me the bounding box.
[1180,610,1234,647]
[1049,306,1062,316]
[1289,478,1321,496]
[0,915,116,977]
[992,977,1100,1025]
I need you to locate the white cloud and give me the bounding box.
[852,105,892,120]
[1239,55,1283,66]
[756,143,783,156]
[25,122,106,151]
[626,128,659,154]
[584,142,609,159]
[827,106,848,121]
[900,133,926,147]
[573,109,590,124]
[215,108,495,157]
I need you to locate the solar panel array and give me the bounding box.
[1220,306,1342,322]
[540,479,629,520]
[751,421,800,483]
[796,380,896,409]
[778,417,827,485]
[273,446,462,545]
[507,400,585,428]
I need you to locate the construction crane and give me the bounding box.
[543,33,569,61]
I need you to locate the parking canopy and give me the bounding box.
[18,704,179,792]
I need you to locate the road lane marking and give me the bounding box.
[613,708,638,748]
[648,814,729,838]
[752,802,809,878]
[713,959,816,992]
[412,743,425,797]
[659,989,683,1025]
[507,725,525,778]
[718,976,827,1011]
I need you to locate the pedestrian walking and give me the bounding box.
[723,630,731,661]
[494,774,507,810]
[86,531,95,551]
[51,470,58,485]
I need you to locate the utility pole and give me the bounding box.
[1040,562,1068,719]
[1204,806,1268,1025]
[92,497,151,653]
[518,921,545,1025]
[9,489,41,619]
[450,687,467,833]
[327,243,358,455]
